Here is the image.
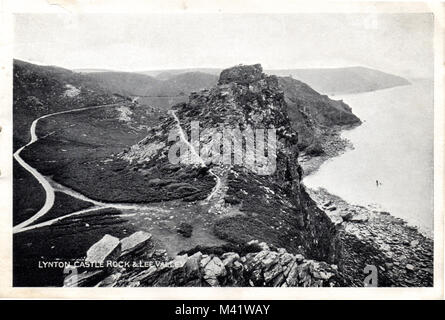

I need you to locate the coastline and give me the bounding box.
[300,126,434,287]
[298,125,357,178]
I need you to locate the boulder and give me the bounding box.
[86,234,121,265]
[222,252,240,267]
[285,262,299,286]
[264,263,284,284]
[203,257,227,286]
[184,252,203,279]
[120,231,152,256]
[261,251,279,270]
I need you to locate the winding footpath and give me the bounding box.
[14,105,225,234]
[13,103,122,233]
[168,110,222,202]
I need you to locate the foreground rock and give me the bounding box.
[120,231,152,257]
[85,234,121,265]
[65,232,339,287]
[307,188,433,287]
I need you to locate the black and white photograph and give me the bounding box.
[1,1,443,297]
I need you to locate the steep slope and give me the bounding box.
[279,76,361,150]
[13,59,125,150]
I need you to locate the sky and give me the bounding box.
[14,13,434,78]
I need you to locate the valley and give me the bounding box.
[12,60,432,288]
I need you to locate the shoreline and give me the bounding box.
[300,127,433,287]
[298,124,357,178]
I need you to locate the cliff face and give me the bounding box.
[278,76,361,151]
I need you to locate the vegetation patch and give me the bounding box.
[13,159,45,226]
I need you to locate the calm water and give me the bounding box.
[304,80,434,234]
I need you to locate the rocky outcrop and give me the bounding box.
[278,76,361,152]
[120,231,152,257]
[85,234,121,265]
[65,233,339,287]
[218,64,264,85]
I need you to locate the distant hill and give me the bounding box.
[78,66,410,95]
[74,68,118,73]
[140,68,221,79]
[271,66,410,95]
[140,66,410,95]
[162,72,218,95]
[86,71,218,97]
[83,71,160,96]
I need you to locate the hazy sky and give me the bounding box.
[14,13,433,78]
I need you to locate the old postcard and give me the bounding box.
[0,0,443,299]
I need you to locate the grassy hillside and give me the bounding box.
[13,60,134,226]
